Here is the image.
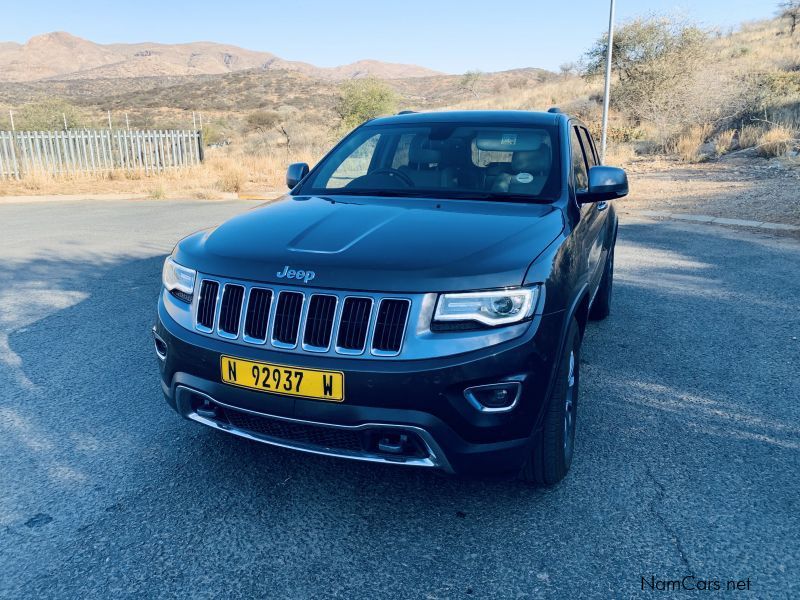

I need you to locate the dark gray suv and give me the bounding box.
[154,109,628,484]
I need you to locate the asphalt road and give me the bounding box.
[1,199,798,599]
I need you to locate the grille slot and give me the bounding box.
[272,291,304,346]
[218,284,245,336]
[372,299,411,354]
[243,288,272,342]
[223,408,363,452]
[303,294,337,350]
[336,297,372,353]
[196,280,219,332]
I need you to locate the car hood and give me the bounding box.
[174,194,564,293]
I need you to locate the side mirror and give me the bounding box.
[286,162,309,189]
[580,165,628,203]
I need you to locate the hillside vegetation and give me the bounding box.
[0,13,798,197]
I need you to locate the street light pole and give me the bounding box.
[600,0,616,163]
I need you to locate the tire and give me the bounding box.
[520,317,581,485]
[589,242,614,321]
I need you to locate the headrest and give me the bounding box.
[512,148,551,174]
[409,146,441,164]
[408,135,441,165]
[475,130,546,152]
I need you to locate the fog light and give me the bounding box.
[464,382,522,412]
[152,328,167,360]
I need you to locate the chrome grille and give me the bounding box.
[373,299,411,355]
[193,275,412,357]
[196,280,219,332]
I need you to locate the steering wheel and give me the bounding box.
[369,168,415,187]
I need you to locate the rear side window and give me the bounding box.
[570,127,589,192]
[578,128,598,167]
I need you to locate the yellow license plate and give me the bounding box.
[220,356,344,402]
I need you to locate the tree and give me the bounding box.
[334,78,398,131]
[459,70,483,98]
[15,99,85,130]
[583,16,708,127]
[778,1,800,35]
[245,110,291,152]
[245,110,280,133]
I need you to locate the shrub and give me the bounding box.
[738,125,763,149]
[245,110,281,133]
[15,99,86,130]
[148,183,167,200]
[756,125,796,157]
[714,130,737,155]
[673,124,712,162]
[584,16,709,128]
[334,78,398,132]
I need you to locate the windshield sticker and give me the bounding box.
[516,172,534,183]
[501,133,518,145]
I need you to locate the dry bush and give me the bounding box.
[209,156,247,193]
[584,16,709,131]
[756,125,796,157]
[714,129,737,155]
[738,125,763,148]
[673,124,713,162]
[148,183,166,199]
[604,143,636,166]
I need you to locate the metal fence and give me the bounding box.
[0,129,203,179]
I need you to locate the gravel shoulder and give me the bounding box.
[618,150,800,229]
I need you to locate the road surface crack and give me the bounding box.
[645,465,692,572]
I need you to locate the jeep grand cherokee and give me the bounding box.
[153,110,628,484]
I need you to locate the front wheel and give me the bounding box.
[519,317,581,485]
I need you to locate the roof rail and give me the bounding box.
[547,107,563,114]
[396,110,417,115]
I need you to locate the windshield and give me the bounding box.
[297,122,562,202]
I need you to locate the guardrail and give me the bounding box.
[0,129,203,179]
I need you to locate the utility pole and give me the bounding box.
[192,111,197,130]
[198,112,203,132]
[125,112,130,130]
[63,113,68,130]
[108,110,113,130]
[8,110,14,131]
[600,0,616,163]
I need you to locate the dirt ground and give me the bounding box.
[618,149,800,227]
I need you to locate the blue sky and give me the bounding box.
[1,0,778,73]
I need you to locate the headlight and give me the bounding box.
[162,257,196,301]
[433,287,539,327]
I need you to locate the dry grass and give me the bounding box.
[604,143,636,167]
[673,124,713,163]
[0,145,323,198]
[755,125,796,158]
[738,125,762,149]
[714,129,737,155]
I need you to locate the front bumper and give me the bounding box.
[155,299,564,476]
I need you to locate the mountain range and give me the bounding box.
[0,31,443,82]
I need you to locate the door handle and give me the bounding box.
[596,201,608,211]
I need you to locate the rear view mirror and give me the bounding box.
[581,166,628,203]
[286,162,309,189]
